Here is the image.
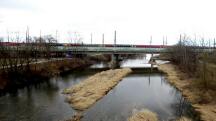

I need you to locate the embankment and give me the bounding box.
[0,58,93,92]
[63,68,132,110]
[158,63,216,121]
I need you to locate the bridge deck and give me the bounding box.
[55,47,169,54]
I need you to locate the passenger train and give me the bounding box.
[0,42,169,48]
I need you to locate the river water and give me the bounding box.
[0,55,199,121]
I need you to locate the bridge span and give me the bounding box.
[1,42,214,54]
[55,45,170,54]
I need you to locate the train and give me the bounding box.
[0,42,170,48]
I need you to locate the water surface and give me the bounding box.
[82,73,197,121]
[0,56,198,121]
[0,73,91,121]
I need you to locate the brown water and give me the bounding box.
[0,57,199,121]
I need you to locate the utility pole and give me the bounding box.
[163,36,164,46]
[7,30,10,42]
[114,30,116,47]
[150,36,152,45]
[102,33,104,46]
[40,30,42,43]
[214,38,215,49]
[166,36,167,45]
[55,30,58,42]
[209,39,211,48]
[91,33,93,44]
[26,26,30,43]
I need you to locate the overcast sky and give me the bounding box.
[0,0,216,45]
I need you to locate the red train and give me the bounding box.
[0,42,170,48]
[0,42,21,46]
[64,43,170,48]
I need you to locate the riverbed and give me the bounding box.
[0,55,199,121]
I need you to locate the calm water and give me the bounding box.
[0,56,198,121]
[82,73,196,121]
[90,54,156,69]
[0,73,91,121]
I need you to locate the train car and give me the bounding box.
[51,43,64,47]
[105,44,113,47]
[135,45,169,48]
[0,42,20,46]
[116,44,132,47]
[84,44,101,47]
[69,43,81,47]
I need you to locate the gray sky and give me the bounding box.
[0,0,216,45]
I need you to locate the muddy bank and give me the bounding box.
[0,58,93,93]
[158,63,216,121]
[63,68,132,111]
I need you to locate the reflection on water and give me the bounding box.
[81,73,198,121]
[120,56,157,68]
[90,54,158,69]
[90,62,109,69]
[0,73,92,121]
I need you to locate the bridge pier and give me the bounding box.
[149,53,156,72]
[110,54,120,69]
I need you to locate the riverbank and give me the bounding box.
[63,68,132,110]
[158,63,216,121]
[0,58,93,92]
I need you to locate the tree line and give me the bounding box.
[166,34,216,89]
[0,29,58,74]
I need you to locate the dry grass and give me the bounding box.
[29,58,89,76]
[127,108,193,121]
[0,58,91,90]
[158,63,216,121]
[176,117,192,121]
[65,112,82,121]
[127,109,158,121]
[63,68,132,110]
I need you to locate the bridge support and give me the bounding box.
[110,54,120,69]
[149,53,155,72]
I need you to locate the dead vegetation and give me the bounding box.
[65,112,83,121]
[176,117,192,121]
[0,30,59,74]
[158,64,216,121]
[127,109,191,121]
[160,35,216,121]
[0,58,91,91]
[63,68,132,110]
[127,109,158,121]
[165,35,216,90]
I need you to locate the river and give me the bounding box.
[0,55,199,121]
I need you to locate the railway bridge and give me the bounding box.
[54,44,170,54]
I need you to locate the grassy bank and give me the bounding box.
[63,68,132,111]
[158,63,216,121]
[0,58,93,92]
